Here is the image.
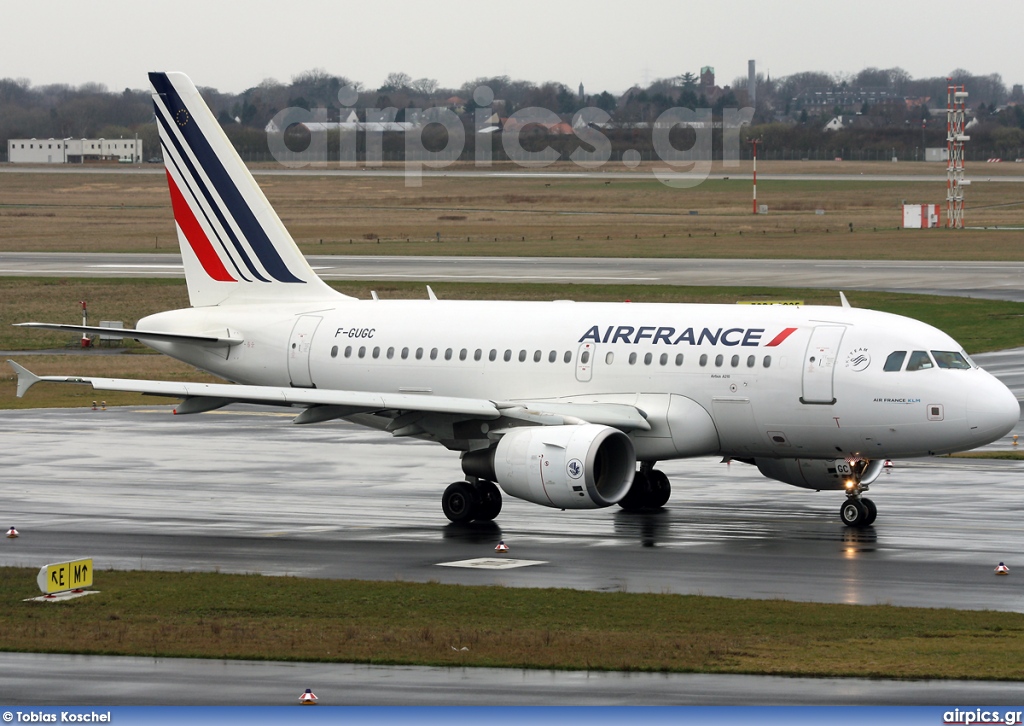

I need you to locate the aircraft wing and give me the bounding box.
[14,323,242,348]
[6,361,650,431]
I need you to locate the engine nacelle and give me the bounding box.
[462,424,636,509]
[754,457,884,491]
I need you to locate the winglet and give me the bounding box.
[7,360,41,398]
[427,285,438,301]
[839,291,852,308]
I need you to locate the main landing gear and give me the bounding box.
[442,479,502,524]
[618,463,672,512]
[839,496,877,528]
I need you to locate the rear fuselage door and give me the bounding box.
[288,315,322,388]
[801,325,845,404]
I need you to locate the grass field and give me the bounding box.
[2,163,1023,258]
[3,568,1024,680]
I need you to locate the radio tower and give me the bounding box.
[946,80,968,228]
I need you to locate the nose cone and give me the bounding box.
[967,373,1020,446]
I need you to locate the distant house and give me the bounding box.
[8,137,141,164]
[823,114,859,132]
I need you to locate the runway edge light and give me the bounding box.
[495,540,509,554]
[298,689,318,705]
[6,527,18,538]
[996,562,1010,575]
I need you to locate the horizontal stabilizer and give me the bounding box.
[7,360,42,398]
[15,323,243,348]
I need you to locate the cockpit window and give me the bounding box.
[932,350,972,369]
[883,351,906,372]
[906,350,934,371]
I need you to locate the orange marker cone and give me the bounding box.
[494,540,509,554]
[6,527,18,538]
[298,689,318,705]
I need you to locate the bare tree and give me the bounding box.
[411,78,438,96]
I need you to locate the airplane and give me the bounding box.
[8,72,1020,529]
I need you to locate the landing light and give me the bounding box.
[843,479,856,489]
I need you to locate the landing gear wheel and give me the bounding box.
[860,497,877,526]
[839,498,869,528]
[618,470,650,511]
[646,469,671,509]
[474,480,503,521]
[442,481,479,523]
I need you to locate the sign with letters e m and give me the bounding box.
[36,558,93,594]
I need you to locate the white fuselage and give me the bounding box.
[139,299,1020,463]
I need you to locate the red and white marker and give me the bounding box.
[494,541,509,554]
[6,527,18,538]
[883,460,893,469]
[996,562,1010,575]
[298,689,318,705]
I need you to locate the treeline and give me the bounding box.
[2,67,1024,163]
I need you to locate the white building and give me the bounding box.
[7,137,142,164]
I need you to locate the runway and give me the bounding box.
[4,252,1024,301]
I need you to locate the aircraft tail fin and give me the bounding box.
[149,72,349,307]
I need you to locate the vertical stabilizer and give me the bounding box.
[150,71,349,307]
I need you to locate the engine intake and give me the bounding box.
[462,424,636,509]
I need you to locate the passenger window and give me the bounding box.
[883,351,906,372]
[489,349,497,362]
[444,348,453,361]
[746,355,755,367]
[474,349,482,361]
[331,345,338,358]
[345,346,352,358]
[715,354,723,367]
[564,351,572,363]
[906,350,933,371]
[401,347,409,360]
[430,348,438,360]
[659,353,668,366]
[549,350,557,363]
[519,350,527,362]
[415,347,424,360]
[387,347,394,359]
[533,350,542,362]
[581,351,590,364]
[629,352,637,365]
[675,354,684,366]
[504,349,512,362]
[644,352,652,365]
[372,346,380,359]
[932,350,972,369]
[699,354,708,367]
[763,355,771,368]
[358,346,366,358]
[731,355,739,367]
[459,349,467,361]
[605,352,614,364]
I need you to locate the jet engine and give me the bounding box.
[462,424,636,509]
[754,457,884,491]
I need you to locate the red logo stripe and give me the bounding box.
[766,327,798,346]
[165,170,235,282]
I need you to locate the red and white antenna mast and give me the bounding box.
[750,138,760,214]
[946,79,968,228]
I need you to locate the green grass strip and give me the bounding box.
[3,568,1023,680]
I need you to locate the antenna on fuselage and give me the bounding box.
[839,291,852,308]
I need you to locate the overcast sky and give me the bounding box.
[6,0,1022,94]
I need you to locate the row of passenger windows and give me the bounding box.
[883,349,972,372]
[329,345,773,369]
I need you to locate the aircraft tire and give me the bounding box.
[861,497,877,526]
[647,469,671,509]
[839,498,868,528]
[617,470,649,511]
[442,481,479,523]
[474,481,503,521]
